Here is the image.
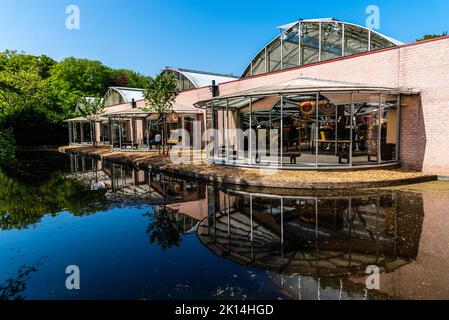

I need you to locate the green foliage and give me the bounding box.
[0,50,149,145]
[0,128,16,167]
[143,73,179,115]
[143,74,179,154]
[76,96,106,122]
[76,96,107,147]
[47,57,113,119]
[113,69,150,88]
[0,51,53,117]
[416,32,448,41]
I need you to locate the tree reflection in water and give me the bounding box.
[62,153,429,299]
[0,260,43,300]
[145,205,183,250]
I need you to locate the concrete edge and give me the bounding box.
[62,148,438,190]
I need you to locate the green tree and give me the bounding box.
[76,96,106,148]
[143,74,179,154]
[112,69,150,88]
[48,57,114,119]
[0,50,150,146]
[416,32,448,41]
[0,51,52,117]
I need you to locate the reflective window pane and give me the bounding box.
[282,24,300,70]
[317,93,351,166]
[267,38,282,72]
[251,51,266,76]
[344,25,369,56]
[321,22,343,61]
[352,93,380,164]
[380,95,399,162]
[282,94,317,167]
[235,97,254,165]
[249,97,281,166]
[371,32,396,51]
[207,92,399,168]
[280,98,301,167]
[242,65,252,78]
[301,22,320,65]
[161,69,196,92]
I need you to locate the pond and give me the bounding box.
[0,151,448,300]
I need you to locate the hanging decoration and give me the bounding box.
[168,113,179,123]
[299,99,336,116]
[321,102,336,116]
[299,101,316,116]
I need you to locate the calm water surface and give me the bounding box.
[1,152,448,300]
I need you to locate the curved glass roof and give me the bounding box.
[161,67,238,91]
[242,18,403,78]
[104,87,146,107]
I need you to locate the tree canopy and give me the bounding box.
[143,73,179,115]
[143,74,179,154]
[0,50,150,149]
[416,32,448,41]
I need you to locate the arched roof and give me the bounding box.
[242,18,403,78]
[107,87,146,103]
[276,18,403,45]
[162,67,238,89]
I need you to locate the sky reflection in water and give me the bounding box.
[1,152,445,300]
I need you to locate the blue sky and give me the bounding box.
[0,0,447,77]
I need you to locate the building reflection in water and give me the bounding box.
[68,154,208,232]
[68,154,425,300]
[198,186,424,299]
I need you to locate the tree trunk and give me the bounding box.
[92,122,97,148]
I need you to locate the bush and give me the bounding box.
[0,128,16,167]
[0,108,68,146]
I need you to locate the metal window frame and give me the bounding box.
[315,92,319,168]
[396,95,401,162]
[280,96,284,168]
[349,93,353,166]
[249,97,253,166]
[318,22,322,62]
[298,21,302,66]
[378,93,382,165]
[226,99,230,164]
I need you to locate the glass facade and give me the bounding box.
[205,91,400,169]
[104,89,126,107]
[282,25,300,69]
[301,22,320,65]
[242,20,398,78]
[161,69,196,91]
[267,38,282,72]
[321,22,343,60]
